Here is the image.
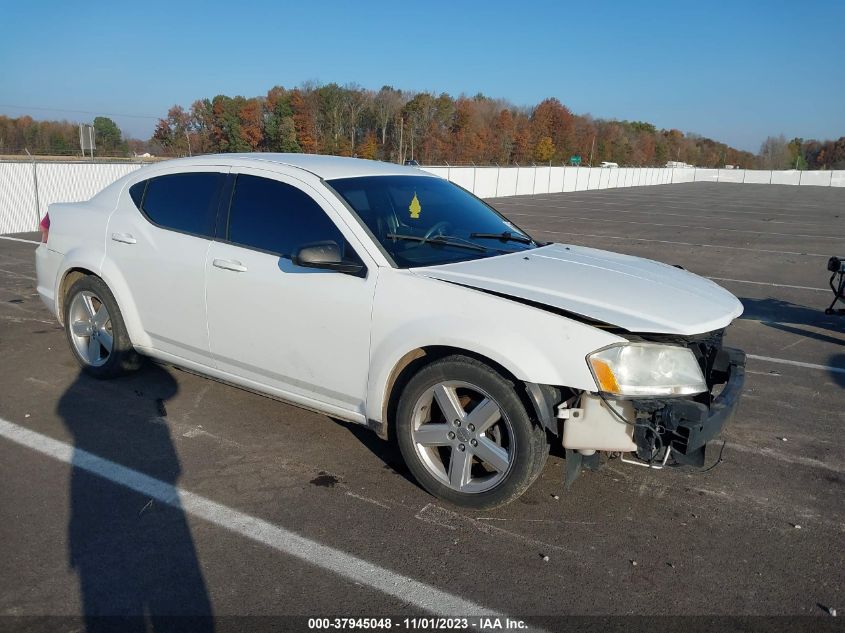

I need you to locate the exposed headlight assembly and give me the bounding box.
[587,343,707,397]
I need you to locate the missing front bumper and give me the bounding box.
[557,346,746,486]
[631,347,746,467]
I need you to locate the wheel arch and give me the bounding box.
[57,267,98,325]
[57,264,148,349]
[372,344,554,441]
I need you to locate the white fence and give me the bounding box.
[421,165,845,197]
[0,161,144,234]
[1,160,843,235]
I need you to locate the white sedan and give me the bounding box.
[35,154,746,508]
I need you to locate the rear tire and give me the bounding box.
[395,355,548,510]
[63,275,142,379]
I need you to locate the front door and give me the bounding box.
[204,168,377,420]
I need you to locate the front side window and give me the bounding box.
[327,175,537,268]
[226,174,356,261]
[139,172,224,237]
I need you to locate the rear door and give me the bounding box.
[204,168,377,419]
[107,167,228,366]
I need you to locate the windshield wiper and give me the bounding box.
[469,231,534,244]
[386,233,489,252]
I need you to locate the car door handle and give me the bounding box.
[212,258,248,273]
[111,232,136,244]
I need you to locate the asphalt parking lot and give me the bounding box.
[0,182,843,629]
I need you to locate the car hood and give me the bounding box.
[411,243,743,335]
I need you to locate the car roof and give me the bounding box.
[148,153,435,180]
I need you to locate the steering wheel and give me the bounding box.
[420,221,452,245]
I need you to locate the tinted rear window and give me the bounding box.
[141,172,224,237]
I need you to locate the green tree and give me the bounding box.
[317,83,346,153]
[787,137,808,169]
[93,116,124,154]
[264,87,299,152]
[210,95,252,152]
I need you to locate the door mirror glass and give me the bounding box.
[292,241,364,274]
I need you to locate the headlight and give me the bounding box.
[587,343,707,397]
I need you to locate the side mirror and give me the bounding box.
[292,241,364,274]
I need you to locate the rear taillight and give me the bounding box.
[39,213,50,243]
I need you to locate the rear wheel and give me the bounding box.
[63,275,141,378]
[396,355,548,509]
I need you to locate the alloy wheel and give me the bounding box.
[411,380,515,494]
[68,291,113,367]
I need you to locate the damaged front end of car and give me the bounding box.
[627,334,746,469]
[529,328,746,486]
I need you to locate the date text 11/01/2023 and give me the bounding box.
[307,617,528,630]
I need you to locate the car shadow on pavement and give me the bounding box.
[330,418,420,487]
[59,363,214,632]
[739,297,845,336]
[760,320,845,347]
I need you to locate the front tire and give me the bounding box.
[63,275,142,378]
[395,355,548,510]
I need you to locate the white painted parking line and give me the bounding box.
[747,355,845,375]
[0,235,39,245]
[725,442,844,475]
[0,417,505,619]
[0,267,36,281]
[707,277,829,292]
[532,229,830,257]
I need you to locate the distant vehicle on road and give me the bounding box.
[403,159,420,167]
[36,154,746,508]
[599,161,619,168]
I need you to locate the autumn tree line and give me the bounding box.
[1,82,842,169]
[151,84,758,168]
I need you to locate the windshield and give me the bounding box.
[327,175,537,268]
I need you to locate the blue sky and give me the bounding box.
[1,0,842,152]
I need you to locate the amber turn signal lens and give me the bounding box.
[589,358,620,393]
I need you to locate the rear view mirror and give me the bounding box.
[292,241,364,274]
